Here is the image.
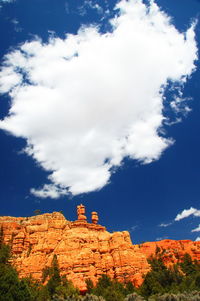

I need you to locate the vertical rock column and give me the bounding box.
[77,204,87,222]
[91,212,99,224]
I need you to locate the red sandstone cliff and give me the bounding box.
[0,207,200,292]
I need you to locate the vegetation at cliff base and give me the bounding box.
[86,274,135,301]
[0,243,36,301]
[1,238,200,300]
[0,240,79,301]
[139,251,200,299]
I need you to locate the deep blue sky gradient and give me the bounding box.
[0,0,200,244]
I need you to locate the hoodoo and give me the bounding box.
[0,205,200,292]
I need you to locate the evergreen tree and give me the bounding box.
[0,243,11,264]
[46,255,61,296]
[92,274,127,301]
[86,278,95,294]
[124,281,136,295]
[180,253,200,276]
[139,255,184,298]
[0,243,35,301]
[55,276,79,298]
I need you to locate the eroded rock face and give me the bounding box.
[138,240,200,265]
[0,211,200,292]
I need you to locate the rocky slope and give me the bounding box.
[0,206,200,292]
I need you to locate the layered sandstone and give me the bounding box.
[0,207,200,292]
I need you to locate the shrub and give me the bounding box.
[154,291,200,301]
[124,292,145,301]
[58,296,82,301]
[83,294,106,301]
[156,293,181,301]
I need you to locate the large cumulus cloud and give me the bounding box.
[0,0,197,197]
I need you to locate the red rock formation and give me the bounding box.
[0,207,200,292]
[91,212,99,224]
[77,204,87,222]
[138,239,200,266]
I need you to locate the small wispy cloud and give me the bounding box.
[78,0,103,16]
[129,225,138,232]
[192,225,200,232]
[156,236,169,241]
[164,117,182,126]
[91,3,103,14]
[0,0,15,3]
[159,222,173,228]
[170,96,192,117]
[175,207,200,221]
[0,0,15,8]
[65,2,69,14]
[195,237,200,241]
[11,18,22,32]
[11,18,18,25]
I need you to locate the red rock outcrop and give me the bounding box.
[138,239,200,266]
[0,206,200,292]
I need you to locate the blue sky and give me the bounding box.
[0,0,200,244]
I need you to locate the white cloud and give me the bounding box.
[175,207,200,221]
[0,67,22,93]
[192,225,200,233]
[170,96,192,119]
[0,0,197,197]
[175,207,200,240]
[30,184,68,199]
[159,222,173,227]
[85,0,103,14]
